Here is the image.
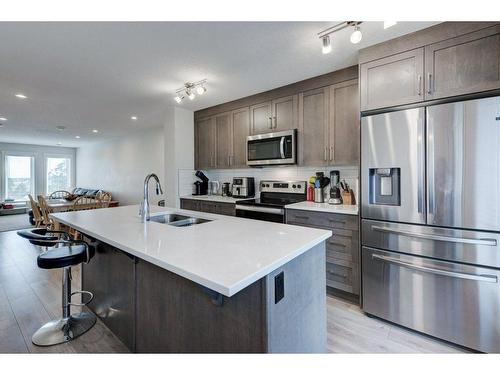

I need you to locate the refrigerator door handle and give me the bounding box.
[427,111,436,219]
[371,225,498,246]
[372,253,498,283]
[417,112,425,216]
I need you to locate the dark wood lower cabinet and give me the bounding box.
[180,198,235,216]
[82,238,326,353]
[286,209,360,299]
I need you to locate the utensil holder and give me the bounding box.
[341,190,356,205]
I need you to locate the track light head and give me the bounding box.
[322,35,332,54]
[196,85,206,95]
[350,25,362,44]
[174,95,183,104]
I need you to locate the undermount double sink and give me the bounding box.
[150,213,211,227]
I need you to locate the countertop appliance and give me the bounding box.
[221,182,231,197]
[232,177,255,198]
[247,129,296,166]
[361,96,500,353]
[328,170,342,205]
[236,180,306,223]
[208,181,220,196]
[193,170,208,195]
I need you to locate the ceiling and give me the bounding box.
[0,21,439,147]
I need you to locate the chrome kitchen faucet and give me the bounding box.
[140,173,163,222]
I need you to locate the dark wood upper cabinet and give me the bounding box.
[250,95,298,134]
[298,87,329,166]
[249,101,273,134]
[425,27,500,100]
[195,117,215,170]
[360,48,424,111]
[215,112,232,169]
[231,107,250,168]
[329,79,359,165]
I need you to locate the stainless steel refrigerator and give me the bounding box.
[361,96,500,353]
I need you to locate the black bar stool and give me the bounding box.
[17,228,97,346]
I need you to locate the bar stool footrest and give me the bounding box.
[69,290,94,307]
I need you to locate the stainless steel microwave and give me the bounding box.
[246,129,297,166]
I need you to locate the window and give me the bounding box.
[5,155,35,201]
[46,157,72,194]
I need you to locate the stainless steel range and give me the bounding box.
[361,96,500,353]
[235,180,306,223]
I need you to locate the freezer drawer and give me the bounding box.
[427,96,500,232]
[361,108,425,224]
[362,246,500,353]
[362,219,500,268]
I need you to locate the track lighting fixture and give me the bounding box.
[322,35,332,54]
[173,80,207,104]
[318,21,364,52]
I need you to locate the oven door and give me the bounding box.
[247,130,296,166]
[235,205,285,223]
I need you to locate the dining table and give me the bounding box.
[43,198,119,213]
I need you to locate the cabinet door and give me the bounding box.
[231,107,250,168]
[271,95,298,131]
[199,201,216,213]
[360,48,424,111]
[195,117,215,170]
[180,199,200,212]
[298,87,329,166]
[425,27,500,100]
[215,112,232,169]
[329,79,359,165]
[250,102,272,134]
[215,202,236,216]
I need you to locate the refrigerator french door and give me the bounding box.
[361,96,500,353]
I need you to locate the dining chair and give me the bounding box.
[49,190,71,199]
[97,191,112,208]
[29,194,45,228]
[70,196,103,211]
[37,195,54,230]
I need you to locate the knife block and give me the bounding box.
[341,190,356,205]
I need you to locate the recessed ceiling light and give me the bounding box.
[0,117,7,121]
[131,116,138,121]
[57,142,62,146]
[75,135,81,139]
[92,129,98,133]
[384,21,397,29]
[56,125,66,131]
[15,93,27,99]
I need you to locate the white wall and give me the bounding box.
[0,142,76,200]
[164,107,194,208]
[76,126,164,206]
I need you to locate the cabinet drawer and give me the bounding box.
[286,209,358,230]
[326,228,359,264]
[326,260,359,295]
[215,202,235,216]
[180,199,201,212]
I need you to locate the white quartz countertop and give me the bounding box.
[180,195,252,204]
[51,205,331,297]
[285,201,359,215]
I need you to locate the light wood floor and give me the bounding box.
[0,230,469,354]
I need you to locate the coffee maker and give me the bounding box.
[328,170,342,205]
[193,170,209,195]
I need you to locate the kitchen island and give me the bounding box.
[51,205,331,353]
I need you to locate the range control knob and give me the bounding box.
[292,184,296,188]
[297,184,302,189]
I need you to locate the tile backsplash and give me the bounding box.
[178,165,359,204]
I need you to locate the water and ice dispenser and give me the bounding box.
[368,168,401,206]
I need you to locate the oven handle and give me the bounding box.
[280,137,285,159]
[371,225,497,246]
[372,253,498,283]
[235,205,284,215]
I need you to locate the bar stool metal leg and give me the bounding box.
[32,267,96,346]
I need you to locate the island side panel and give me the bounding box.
[264,242,327,353]
[135,258,267,353]
[82,240,136,351]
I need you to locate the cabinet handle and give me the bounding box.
[324,147,328,161]
[268,117,273,129]
[427,73,432,94]
[329,146,333,161]
[273,116,277,129]
[295,215,310,220]
[417,75,422,96]
[329,219,347,224]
